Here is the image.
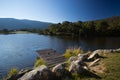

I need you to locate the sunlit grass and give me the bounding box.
[34,58,47,67]
[7,68,19,78]
[64,48,83,58]
[72,53,120,80]
[2,68,19,80]
[100,53,120,80]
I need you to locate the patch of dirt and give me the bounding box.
[86,60,105,74]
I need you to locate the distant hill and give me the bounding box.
[0,18,52,30]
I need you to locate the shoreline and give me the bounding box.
[3,48,120,80]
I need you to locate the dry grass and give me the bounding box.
[34,58,47,67]
[64,48,83,58]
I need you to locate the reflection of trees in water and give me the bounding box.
[49,35,120,51]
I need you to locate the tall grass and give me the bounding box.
[64,47,83,58]
[34,58,47,67]
[7,68,18,78]
[2,68,19,80]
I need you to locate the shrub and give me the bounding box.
[64,48,83,58]
[34,58,47,67]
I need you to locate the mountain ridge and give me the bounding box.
[0,18,52,30]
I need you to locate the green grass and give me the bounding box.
[100,53,120,80]
[34,58,47,67]
[72,53,120,80]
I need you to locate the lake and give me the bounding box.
[0,33,120,78]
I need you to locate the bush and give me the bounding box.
[34,58,47,67]
[64,48,83,58]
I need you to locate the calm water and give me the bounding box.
[0,34,120,78]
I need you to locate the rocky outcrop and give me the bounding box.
[78,53,88,61]
[88,50,99,60]
[52,63,72,80]
[114,48,120,52]
[91,48,120,55]
[88,48,119,60]
[52,63,66,72]
[18,68,33,76]
[7,48,120,80]
[69,58,88,74]
[68,56,77,62]
[89,59,100,67]
[18,65,54,80]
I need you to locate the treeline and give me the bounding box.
[0,29,9,34]
[0,28,43,34]
[41,16,120,37]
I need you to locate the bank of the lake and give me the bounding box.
[5,48,120,80]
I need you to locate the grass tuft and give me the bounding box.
[34,58,47,67]
[7,68,18,78]
[64,48,83,58]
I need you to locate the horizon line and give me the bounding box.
[0,15,120,23]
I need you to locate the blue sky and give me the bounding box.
[0,0,120,23]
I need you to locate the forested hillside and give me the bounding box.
[42,16,120,36]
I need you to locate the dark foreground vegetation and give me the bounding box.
[41,16,120,37]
